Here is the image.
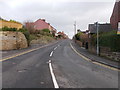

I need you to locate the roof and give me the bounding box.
[89,23,113,34]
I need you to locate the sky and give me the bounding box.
[0,0,116,38]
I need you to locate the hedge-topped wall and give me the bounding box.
[90,31,120,52]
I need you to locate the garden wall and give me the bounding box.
[0,31,28,50]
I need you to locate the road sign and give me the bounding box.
[117,22,120,35]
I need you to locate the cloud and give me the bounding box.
[0,0,115,38]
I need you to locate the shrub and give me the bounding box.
[99,31,120,52]
[34,29,53,37]
[1,26,17,31]
[90,31,120,52]
[19,28,30,46]
[75,32,83,40]
[42,29,50,33]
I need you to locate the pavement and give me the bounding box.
[71,40,120,69]
[1,39,119,88]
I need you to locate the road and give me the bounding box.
[2,39,119,88]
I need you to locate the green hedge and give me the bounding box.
[0,26,17,31]
[99,31,120,52]
[42,29,50,33]
[91,31,120,52]
[75,32,82,40]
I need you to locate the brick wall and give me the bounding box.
[110,1,120,30]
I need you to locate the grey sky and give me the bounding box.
[0,0,116,38]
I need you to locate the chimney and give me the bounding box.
[41,19,45,22]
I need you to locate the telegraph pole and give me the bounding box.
[96,22,99,56]
[74,21,76,35]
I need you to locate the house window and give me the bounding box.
[34,25,36,28]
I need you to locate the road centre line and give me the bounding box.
[48,60,59,88]
[54,47,57,50]
[70,43,120,71]
[50,51,54,57]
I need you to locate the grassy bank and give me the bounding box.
[1,27,56,46]
[30,35,55,44]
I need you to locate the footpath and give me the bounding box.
[71,41,120,69]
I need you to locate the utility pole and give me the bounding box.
[96,22,99,56]
[74,21,76,35]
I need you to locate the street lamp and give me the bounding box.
[95,22,99,56]
[74,21,76,35]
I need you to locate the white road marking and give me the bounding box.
[50,51,54,57]
[48,60,59,88]
[54,47,57,50]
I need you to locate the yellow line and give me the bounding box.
[0,45,47,62]
[0,41,59,62]
[70,43,120,71]
[70,43,91,62]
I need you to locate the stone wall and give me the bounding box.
[100,47,120,62]
[0,31,28,50]
[75,40,120,62]
[75,40,83,47]
[88,45,120,62]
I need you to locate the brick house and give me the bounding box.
[110,0,120,30]
[25,19,57,34]
[57,31,68,39]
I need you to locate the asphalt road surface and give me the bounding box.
[2,39,119,88]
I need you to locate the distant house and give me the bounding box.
[25,19,57,34]
[110,0,120,30]
[88,23,113,35]
[57,31,68,39]
[0,19,22,30]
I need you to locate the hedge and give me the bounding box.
[0,26,17,31]
[91,31,120,52]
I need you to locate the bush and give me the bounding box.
[19,28,30,46]
[99,31,120,52]
[1,26,17,31]
[75,32,82,40]
[91,31,120,52]
[34,29,53,37]
[42,29,50,33]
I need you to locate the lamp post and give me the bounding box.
[95,22,99,56]
[74,21,76,35]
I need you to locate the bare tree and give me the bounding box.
[23,20,35,34]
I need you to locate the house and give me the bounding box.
[25,19,57,34]
[110,0,120,30]
[57,31,68,39]
[88,23,113,35]
[0,18,22,30]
